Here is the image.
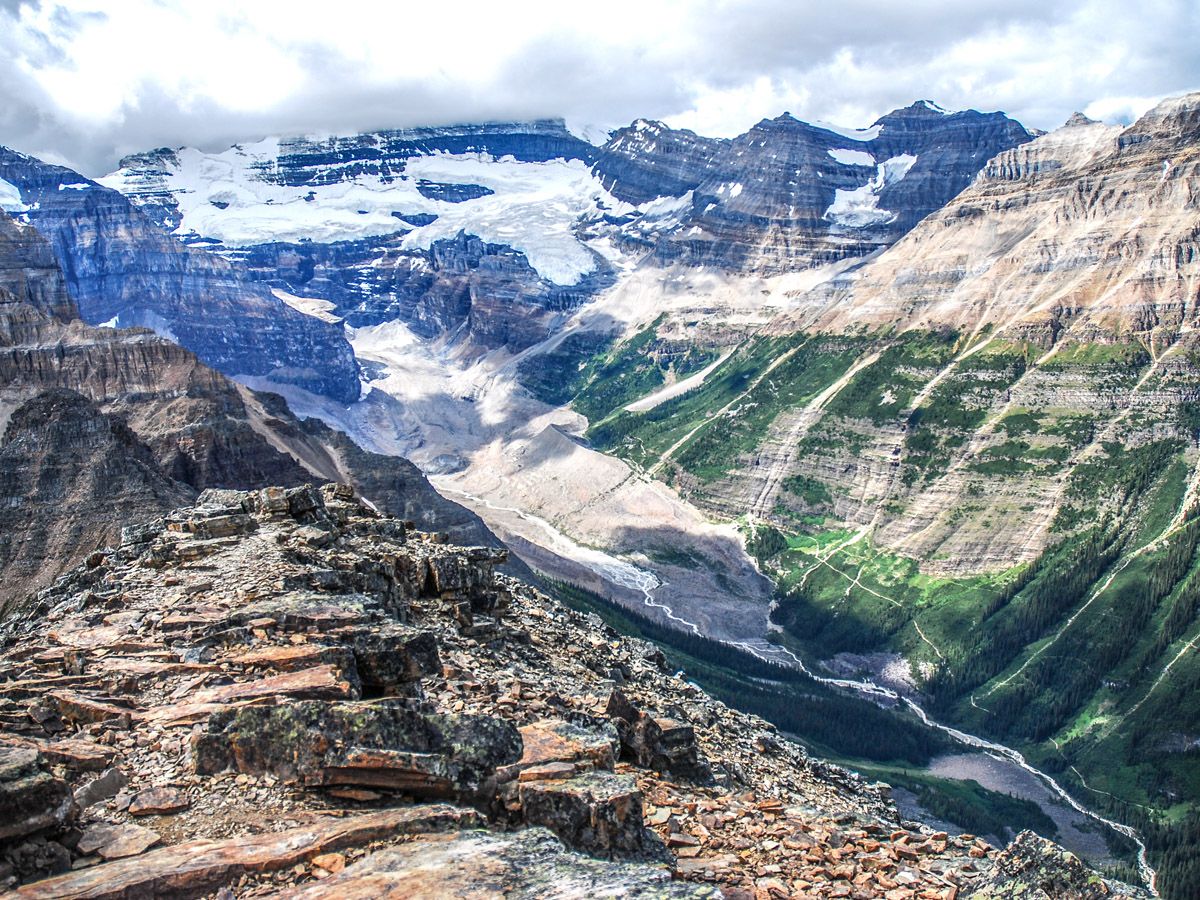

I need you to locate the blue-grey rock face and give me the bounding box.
[0,147,362,403]
[593,102,1034,272]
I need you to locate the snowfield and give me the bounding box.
[827,148,875,166]
[823,154,918,228]
[0,177,27,213]
[101,140,642,286]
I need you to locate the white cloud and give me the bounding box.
[0,0,1196,174]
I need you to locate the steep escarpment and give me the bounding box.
[0,390,193,605]
[0,485,1143,897]
[0,210,505,609]
[0,148,360,402]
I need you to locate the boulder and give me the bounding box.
[128,786,190,816]
[604,691,710,781]
[348,627,441,694]
[76,822,161,860]
[518,771,646,853]
[73,767,128,809]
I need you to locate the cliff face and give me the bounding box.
[804,94,1200,338]
[0,485,1142,897]
[0,211,506,610]
[594,103,1033,273]
[0,390,194,603]
[102,121,613,355]
[0,148,361,403]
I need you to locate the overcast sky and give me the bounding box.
[2,0,1197,175]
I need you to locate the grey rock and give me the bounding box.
[73,767,128,809]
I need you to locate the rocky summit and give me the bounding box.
[0,482,1145,898]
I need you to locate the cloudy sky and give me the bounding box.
[2,0,1197,175]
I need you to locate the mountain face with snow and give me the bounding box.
[101,105,1031,356]
[102,121,617,354]
[594,101,1033,271]
[0,148,362,402]
[7,91,1200,898]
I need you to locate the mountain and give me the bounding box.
[0,147,361,402]
[6,91,1194,895]
[0,482,1143,897]
[0,210,506,613]
[100,105,1031,359]
[596,102,1034,272]
[101,121,616,354]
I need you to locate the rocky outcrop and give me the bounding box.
[0,148,360,402]
[0,484,1137,897]
[967,831,1133,899]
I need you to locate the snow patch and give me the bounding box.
[814,121,882,142]
[564,119,613,146]
[271,288,341,324]
[57,182,91,191]
[98,315,119,328]
[827,148,875,167]
[823,154,917,228]
[0,177,27,213]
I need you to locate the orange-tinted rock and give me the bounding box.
[128,786,190,816]
[15,805,479,899]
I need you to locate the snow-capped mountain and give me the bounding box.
[101,106,1032,354]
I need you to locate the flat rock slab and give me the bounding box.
[186,664,356,706]
[128,786,189,816]
[17,805,480,899]
[36,738,115,772]
[76,822,160,860]
[273,827,720,899]
[47,691,133,725]
[514,719,617,771]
